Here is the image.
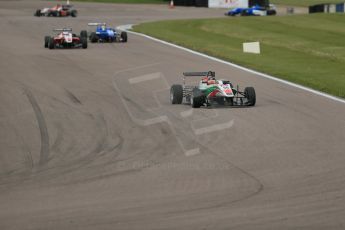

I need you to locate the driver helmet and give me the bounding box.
[101,24,106,30]
[207,71,215,80]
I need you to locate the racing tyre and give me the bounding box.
[121,32,128,42]
[71,10,77,17]
[81,37,87,49]
[241,10,249,16]
[48,37,55,49]
[244,87,256,106]
[35,9,41,17]
[90,32,98,43]
[191,88,203,108]
[170,84,183,104]
[80,30,87,39]
[44,36,50,48]
[267,10,277,15]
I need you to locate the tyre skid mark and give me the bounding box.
[65,89,82,105]
[23,88,50,166]
[35,112,124,182]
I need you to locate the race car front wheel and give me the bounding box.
[170,84,183,104]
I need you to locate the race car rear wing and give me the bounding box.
[88,23,106,26]
[182,71,215,85]
[183,71,215,77]
[53,28,72,32]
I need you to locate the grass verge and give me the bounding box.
[270,0,340,7]
[134,14,345,98]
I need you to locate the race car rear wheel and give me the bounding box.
[44,36,50,48]
[81,37,88,49]
[71,10,77,17]
[48,37,55,49]
[170,84,183,104]
[241,10,249,16]
[121,32,128,42]
[267,10,277,15]
[244,87,256,106]
[191,88,203,108]
[80,30,87,39]
[90,32,98,43]
[35,9,41,17]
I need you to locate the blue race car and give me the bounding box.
[88,23,127,43]
[225,4,276,16]
[225,7,246,16]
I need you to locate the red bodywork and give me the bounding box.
[48,4,75,17]
[50,5,62,11]
[52,32,81,47]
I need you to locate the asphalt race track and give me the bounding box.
[1,1,345,229]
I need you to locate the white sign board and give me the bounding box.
[243,42,261,54]
[208,0,248,8]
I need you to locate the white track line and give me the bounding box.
[180,109,194,118]
[184,148,200,157]
[118,25,345,105]
[193,120,234,135]
[128,72,161,84]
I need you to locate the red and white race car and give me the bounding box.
[35,4,77,17]
[170,71,256,108]
[44,29,88,49]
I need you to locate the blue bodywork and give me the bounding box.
[225,5,266,16]
[88,23,127,43]
[94,24,117,42]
